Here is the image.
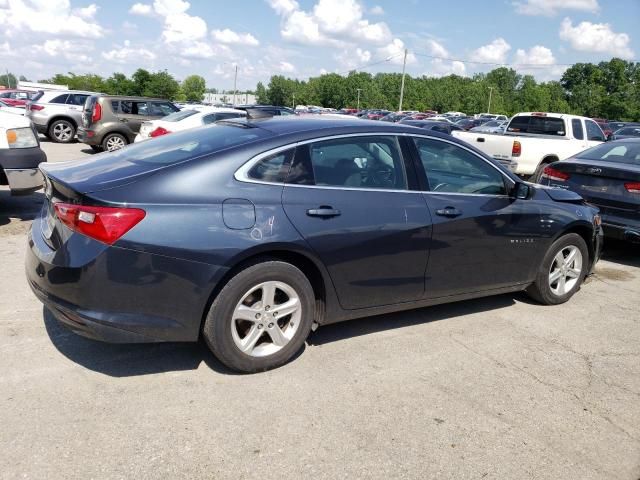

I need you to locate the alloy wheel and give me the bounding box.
[53,122,73,142]
[548,245,583,296]
[105,136,126,151]
[231,281,301,357]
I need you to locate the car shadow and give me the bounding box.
[44,294,517,377]
[308,294,517,345]
[600,239,640,268]
[0,190,44,227]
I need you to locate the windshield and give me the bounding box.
[482,121,501,127]
[162,109,199,122]
[579,142,640,165]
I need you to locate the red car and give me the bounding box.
[0,89,36,107]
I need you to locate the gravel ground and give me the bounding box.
[0,139,638,479]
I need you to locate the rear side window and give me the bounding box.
[288,136,407,190]
[248,149,294,182]
[66,94,89,106]
[571,119,584,140]
[507,116,566,136]
[148,102,179,116]
[120,101,149,115]
[585,120,606,141]
[50,94,69,104]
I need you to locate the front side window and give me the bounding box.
[585,120,606,141]
[288,136,407,190]
[148,102,178,116]
[572,119,584,140]
[248,149,294,183]
[414,138,507,195]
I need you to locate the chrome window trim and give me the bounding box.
[233,131,516,194]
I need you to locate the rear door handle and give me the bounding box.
[435,207,462,218]
[307,207,341,218]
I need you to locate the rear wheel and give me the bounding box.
[48,119,76,143]
[202,261,315,373]
[102,133,128,152]
[526,233,588,305]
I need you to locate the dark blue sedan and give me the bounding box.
[26,117,603,372]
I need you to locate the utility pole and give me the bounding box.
[232,64,238,106]
[398,48,408,112]
[356,88,362,110]
[292,92,295,108]
[487,86,493,114]
[5,69,11,89]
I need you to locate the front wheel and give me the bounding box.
[202,261,315,373]
[526,233,589,305]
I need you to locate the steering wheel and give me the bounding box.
[432,182,452,192]
[366,165,396,187]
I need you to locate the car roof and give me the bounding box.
[97,95,171,102]
[39,90,97,98]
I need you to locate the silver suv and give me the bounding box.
[26,90,97,143]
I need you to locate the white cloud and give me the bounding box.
[0,0,105,38]
[514,0,599,16]
[514,45,555,65]
[377,38,416,65]
[153,0,190,16]
[423,40,466,77]
[212,28,259,46]
[161,12,207,43]
[559,17,634,59]
[34,38,92,63]
[278,61,295,72]
[102,43,157,63]
[270,0,392,47]
[472,38,511,64]
[370,5,384,15]
[129,3,153,16]
[74,4,98,19]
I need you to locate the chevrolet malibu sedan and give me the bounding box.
[26,117,603,372]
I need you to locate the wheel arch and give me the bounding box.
[199,246,333,334]
[552,220,596,267]
[47,115,77,130]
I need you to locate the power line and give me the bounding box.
[412,51,575,69]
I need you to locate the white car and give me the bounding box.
[134,107,247,142]
[0,99,26,116]
[0,112,46,194]
[453,112,606,178]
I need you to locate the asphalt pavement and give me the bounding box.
[0,138,638,479]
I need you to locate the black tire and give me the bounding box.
[526,233,589,305]
[530,158,558,183]
[202,260,315,373]
[102,133,128,152]
[48,119,76,144]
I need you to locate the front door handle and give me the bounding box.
[435,207,462,218]
[307,206,341,218]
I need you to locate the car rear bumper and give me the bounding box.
[26,215,221,343]
[76,127,99,145]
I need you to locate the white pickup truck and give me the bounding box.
[453,112,607,180]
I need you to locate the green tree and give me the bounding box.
[255,82,268,104]
[143,70,180,99]
[104,73,135,95]
[181,75,206,102]
[131,68,152,96]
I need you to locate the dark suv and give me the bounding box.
[78,95,179,151]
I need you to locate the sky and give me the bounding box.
[0,0,638,90]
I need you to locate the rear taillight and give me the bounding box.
[541,165,570,182]
[91,102,102,123]
[30,104,44,111]
[53,203,146,245]
[150,126,171,138]
[624,182,640,194]
[512,140,521,157]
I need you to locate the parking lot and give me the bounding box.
[0,139,638,479]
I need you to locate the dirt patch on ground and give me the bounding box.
[594,266,635,282]
[0,218,33,237]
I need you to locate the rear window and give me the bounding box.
[578,142,640,165]
[104,124,270,166]
[162,109,199,122]
[30,91,44,102]
[507,116,566,136]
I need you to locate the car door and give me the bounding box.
[65,93,89,126]
[117,100,150,135]
[585,119,606,147]
[409,136,546,298]
[281,134,432,310]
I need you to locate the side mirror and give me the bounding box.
[513,182,531,200]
